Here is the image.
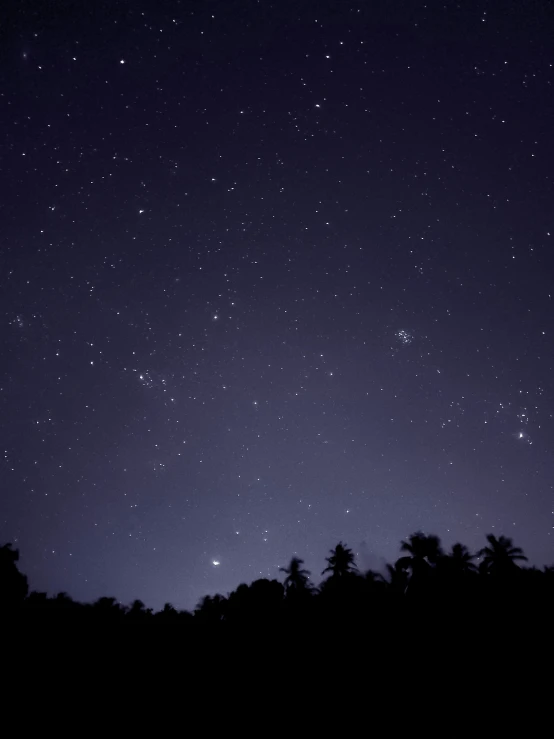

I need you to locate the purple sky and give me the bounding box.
[1,0,553,609]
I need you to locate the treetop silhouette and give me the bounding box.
[1,532,551,630]
[322,541,358,578]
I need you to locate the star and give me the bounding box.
[3,0,552,616]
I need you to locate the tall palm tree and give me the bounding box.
[478,534,527,575]
[398,531,443,574]
[280,556,312,593]
[322,542,358,578]
[396,532,443,597]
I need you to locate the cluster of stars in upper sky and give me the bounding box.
[1,0,553,609]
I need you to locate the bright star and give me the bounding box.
[516,430,532,444]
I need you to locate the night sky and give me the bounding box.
[2,0,553,610]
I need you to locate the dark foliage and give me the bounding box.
[0,543,28,608]
[2,534,552,649]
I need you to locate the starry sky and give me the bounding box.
[1,0,553,610]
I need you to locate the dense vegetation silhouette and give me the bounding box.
[2,532,552,641]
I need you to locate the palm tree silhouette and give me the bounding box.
[446,543,477,574]
[384,560,409,595]
[395,532,443,597]
[322,542,358,578]
[397,531,443,571]
[280,556,312,593]
[478,534,527,575]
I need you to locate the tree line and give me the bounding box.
[2,532,552,631]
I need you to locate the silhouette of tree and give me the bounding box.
[384,561,409,595]
[478,534,527,575]
[444,543,477,574]
[322,542,358,578]
[54,591,78,610]
[433,543,479,607]
[128,598,152,620]
[26,591,49,607]
[395,532,443,598]
[226,579,285,625]
[1,530,550,639]
[361,569,387,608]
[195,593,227,623]
[92,596,127,620]
[280,556,312,594]
[160,602,177,617]
[397,531,443,571]
[248,578,284,612]
[364,569,385,585]
[0,543,29,607]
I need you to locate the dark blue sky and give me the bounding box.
[1,0,553,609]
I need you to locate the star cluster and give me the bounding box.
[1,1,553,609]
